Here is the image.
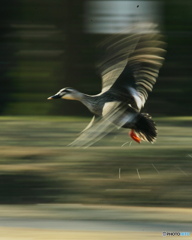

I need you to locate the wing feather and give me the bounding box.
[97,23,166,108]
[69,102,136,148]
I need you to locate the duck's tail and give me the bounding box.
[132,113,157,143]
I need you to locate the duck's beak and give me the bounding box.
[47,94,60,100]
[47,96,53,100]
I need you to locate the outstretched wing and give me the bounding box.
[98,23,166,109]
[69,102,136,148]
[97,32,140,93]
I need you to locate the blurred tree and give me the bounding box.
[0,0,192,116]
[0,0,19,114]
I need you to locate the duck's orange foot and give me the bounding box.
[129,129,141,143]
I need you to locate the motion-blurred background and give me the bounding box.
[0,0,192,209]
[1,0,192,116]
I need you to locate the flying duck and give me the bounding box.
[48,23,166,147]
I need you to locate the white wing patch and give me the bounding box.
[102,101,121,117]
[128,87,143,110]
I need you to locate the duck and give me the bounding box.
[48,23,166,147]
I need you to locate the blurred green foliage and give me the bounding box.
[0,116,191,206]
[0,0,192,116]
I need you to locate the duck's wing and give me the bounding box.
[98,32,139,93]
[98,23,166,109]
[69,102,136,148]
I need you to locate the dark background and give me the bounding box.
[0,0,192,117]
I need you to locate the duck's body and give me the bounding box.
[80,88,134,116]
[48,23,166,147]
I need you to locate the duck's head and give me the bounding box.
[47,87,82,100]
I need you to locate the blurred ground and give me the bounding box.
[0,204,192,222]
[0,204,192,239]
[0,228,177,240]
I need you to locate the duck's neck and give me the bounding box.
[75,92,98,114]
[81,94,95,111]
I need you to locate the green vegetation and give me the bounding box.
[0,116,191,207]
